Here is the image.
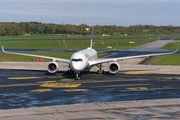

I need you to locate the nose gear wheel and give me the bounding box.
[75,73,80,80]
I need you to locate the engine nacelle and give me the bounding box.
[108,62,120,74]
[47,62,59,73]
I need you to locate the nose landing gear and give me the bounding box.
[75,73,80,80]
[67,70,80,80]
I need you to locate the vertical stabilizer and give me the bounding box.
[90,26,94,49]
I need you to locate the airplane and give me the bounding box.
[2,26,178,80]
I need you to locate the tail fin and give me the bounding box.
[90,26,93,49]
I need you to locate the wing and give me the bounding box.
[89,47,178,66]
[2,46,70,63]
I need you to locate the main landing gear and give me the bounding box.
[97,64,105,74]
[67,70,80,80]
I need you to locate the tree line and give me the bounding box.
[0,22,180,36]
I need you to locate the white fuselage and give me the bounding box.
[70,48,97,72]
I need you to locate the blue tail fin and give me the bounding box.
[90,26,93,49]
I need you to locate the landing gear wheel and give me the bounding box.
[67,70,70,74]
[75,77,80,80]
[75,73,80,80]
[97,64,105,74]
[102,70,105,74]
[97,70,100,74]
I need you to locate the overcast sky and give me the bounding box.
[0,0,180,26]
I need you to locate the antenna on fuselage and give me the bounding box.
[90,26,94,49]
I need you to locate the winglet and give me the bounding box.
[174,46,179,53]
[2,45,5,52]
[90,26,94,49]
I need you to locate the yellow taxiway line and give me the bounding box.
[125,72,172,74]
[8,77,43,79]
[64,89,88,92]
[30,89,52,92]
[40,83,81,88]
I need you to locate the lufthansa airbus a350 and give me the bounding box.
[2,26,178,80]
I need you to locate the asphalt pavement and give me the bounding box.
[0,59,180,110]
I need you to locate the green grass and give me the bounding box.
[1,36,180,65]
[0,35,95,40]
[0,36,158,62]
[2,35,180,65]
[174,38,180,40]
[1,38,157,50]
[0,52,107,62]
[94,38,156,50]
[148,42,180,65]
[149,54,180,65]
[1,34,180,39]
[104,34,180,38]
[161,42,180,51]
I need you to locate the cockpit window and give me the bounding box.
[72,58,83,62]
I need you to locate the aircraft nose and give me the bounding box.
[72,63,83,71]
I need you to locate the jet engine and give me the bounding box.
[108,62,120,74]
[47,62,59,73]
